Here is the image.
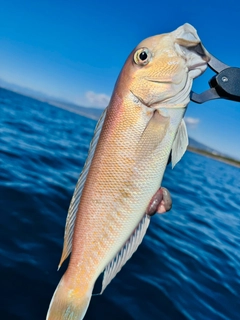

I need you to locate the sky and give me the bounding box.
[0,0,240,160]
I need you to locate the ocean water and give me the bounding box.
[0,87,239,320]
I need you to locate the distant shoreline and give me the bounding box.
[188,147,240,168]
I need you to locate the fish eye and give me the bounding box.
[134,48,151,66]
[139,51,148,61]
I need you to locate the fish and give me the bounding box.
[46,23,209,320]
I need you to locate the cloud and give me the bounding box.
[85,91,110,108]
[184,117,200,127]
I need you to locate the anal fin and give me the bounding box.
[100,214,150,294]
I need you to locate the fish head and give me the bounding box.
[116,23,210,108]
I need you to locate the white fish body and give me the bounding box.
[46,23,209,320]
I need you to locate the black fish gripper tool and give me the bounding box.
[190,54,240,104]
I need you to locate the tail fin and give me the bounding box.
[46,276,93,320]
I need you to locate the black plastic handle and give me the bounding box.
[209,67,240,102]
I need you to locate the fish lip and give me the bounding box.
[188,61,208,71]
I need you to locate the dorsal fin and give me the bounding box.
[171,119,188,168]
[58,107,108,269]
[100,214,150,294]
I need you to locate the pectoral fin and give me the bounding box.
[171,119,188,168]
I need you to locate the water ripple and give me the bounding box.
[0,88,240,320]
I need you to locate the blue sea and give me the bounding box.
[0,87,240,320]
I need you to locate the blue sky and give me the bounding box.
[1,0,240,159]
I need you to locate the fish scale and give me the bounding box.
[46,23,210,320]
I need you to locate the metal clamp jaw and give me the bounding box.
[191,54,240,104]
